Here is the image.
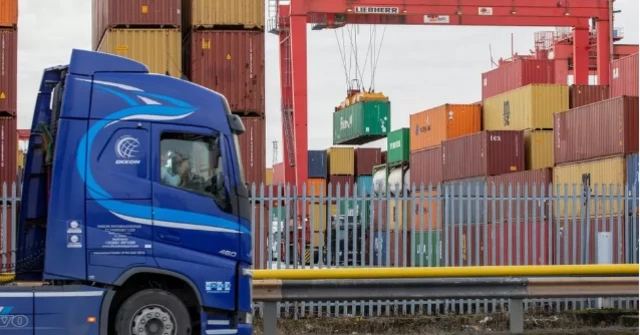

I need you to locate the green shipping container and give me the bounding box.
[387,128,410,165]
[411,231,442,266]
[332,200,371,227]
[333,101,391,145]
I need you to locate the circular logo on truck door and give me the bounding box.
[114,135,141,165]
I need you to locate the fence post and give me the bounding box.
[263,301,278,335]
[509,298,524,334]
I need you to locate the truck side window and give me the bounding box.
[160,132,230,211]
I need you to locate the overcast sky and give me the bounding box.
[16,0,639,167]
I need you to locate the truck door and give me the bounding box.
[151,123,241,297]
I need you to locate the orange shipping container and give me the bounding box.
[0,0,18,27]
[306,178,326,197]
[409,104,481,152]
[411,190,442,231]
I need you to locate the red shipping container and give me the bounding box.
[486,168,553,221]
[450,221,551,267]
[372,200,388,232]
[238,117,265,186]
[481,59,555,100]
[569,85,610,108]
[442,131,524,182]
[611,52,639,98]
[0,30,17,116]
[188,31,265,114]
[554,96,639,165]
[272,163,285,186]
[354,148,381,176]
[0,117,16,186]
[252,204,270,269]
[17,130,30,140]
[410,146,442,188]
[381,151,387,164]
[553,216,626,265]
[91,0,182,50]
[327,175,354,198]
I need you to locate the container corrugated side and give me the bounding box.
[482,84,569,131]
[627,153,638,213]
[524,130,553,169]
[442,131,525,181]
[92,0,181,50]
[554,216,626,264]
[371,231,412,266]
[487,168,552,222]
[354,147,381,176]
[333,101,390,145]
[554,96,639,165]
[411,231,442,266]
[409,146,442,188]
[307,178,326,197]
[97,29,182,77]
[409,103,481,151]
[188,0,264,28]
[309,203,328,248]
[0,30,17,115]
[265,168,273,185]
[611,52,639,98]
[328,175,354,197]
[481,59,556,100]
[0,117,16,185]
[308,150,327,179]
[388,199,413,232]
[0,0,17,27]
[238,117,265,186]
[411,190,442,231]
[188,30,265,114]
[553,156,626,218]
[272,162,284,185]
[569,85,610,108]
[387,128,410,165]
[327,147,355,176]
[356,175,373,196]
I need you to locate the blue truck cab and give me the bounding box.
[1,49,253,334]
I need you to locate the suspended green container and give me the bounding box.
[333,101,391,145]
[411,231,442,266]
[387,128,410,165]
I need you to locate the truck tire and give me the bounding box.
[114,288,192,335]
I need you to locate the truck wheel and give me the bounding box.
[114,288,191,335]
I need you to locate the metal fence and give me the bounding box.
[249,182,639,318]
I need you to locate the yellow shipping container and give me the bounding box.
[309,203,328,247]
[17,147,25,171]
[553,156,626,218]
[97,29,182,77]
[265,168,273,185]
[524,130,554,170]
[483,84,569,130]
[327,147,355,175]
[388,199,413,232]
[189,0,264,28]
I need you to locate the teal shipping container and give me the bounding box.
[411,231,442,266]
[387,128,410,165]
[333,101,391,145]
[356,175,373,196]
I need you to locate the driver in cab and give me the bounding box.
[161,151,191,188]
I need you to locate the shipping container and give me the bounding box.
[554,96,639,165]
[238,117,265,186]
[381,151,387,164]
[354,147,381,176]
[388,198,413,231]
[0,0,17,27]
[569,85,610,108]
[554,216,626,264]
[328,175,354,198]
[252,204,270,269]
[265,168,273,185]
[0,117,16,186]
[442,130,525,181]
[483,84,569,131]
[611,52,639,98]
[524,129,553,169]
[371,230,411,266]
[0,30,17,116]
[17,129,29,140]
[333,101,391,145]
[553,156,626,218]
[481,59,556,100]
[330,200,371,226]
[326,147,355,175]
[185,0,264,28]
[272,162,284,185]
[411,231,442,266]
[16,142,24,171]
[92,0,181,50]
[97,29,182,77]
[409,146,442,189]
[372,200,387,231]
[309,202,328,248]
[308,150,328,179]
[450,221,551,266]
[356,175,373,196]
[306,178,326,197]
[443,178,486,225]
[187,30,265,114]
[387,128,410,165]
[409,103,481,151]
[411,190,442,231]
[627,153,639,213]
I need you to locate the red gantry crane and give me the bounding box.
[268,0,615,188]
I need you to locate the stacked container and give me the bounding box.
[354,148,381,196]
[0,0,18,270]
[326,147,355,197]
[182,0,266,187]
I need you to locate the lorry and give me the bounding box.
[0,49,253,335]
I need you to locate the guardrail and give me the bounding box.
[253,264,640,335]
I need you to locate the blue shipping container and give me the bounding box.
[356,176,373,196]
[627,153,639,211]
[372,232,388,266]
[308,150,328,178]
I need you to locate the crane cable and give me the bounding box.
[334,24,387,93]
